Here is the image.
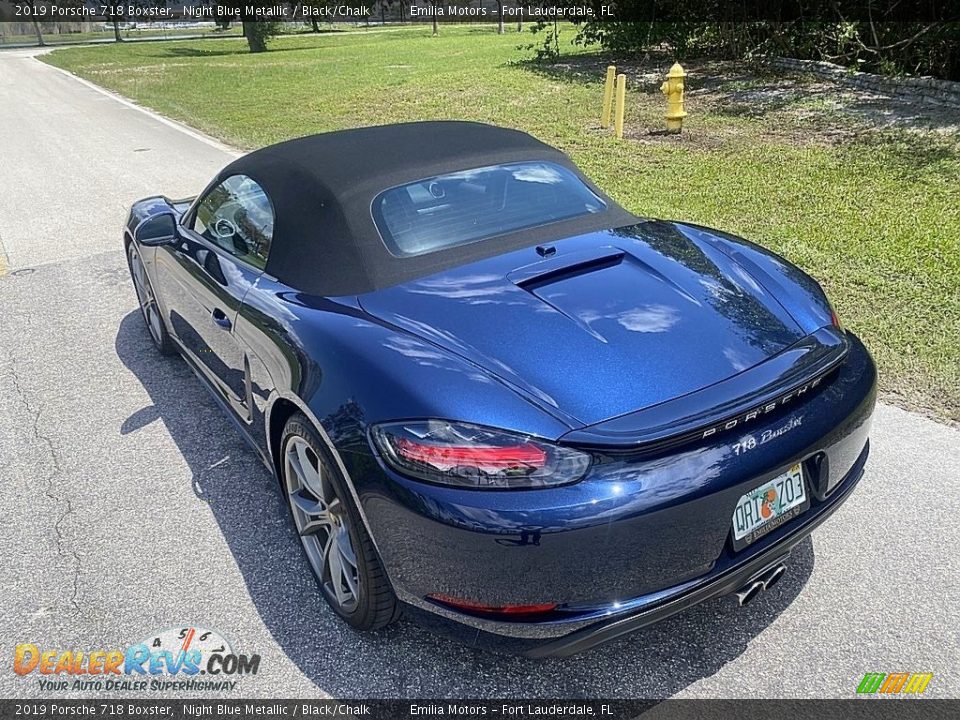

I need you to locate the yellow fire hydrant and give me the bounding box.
[660,62,687,133]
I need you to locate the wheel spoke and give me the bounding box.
[331,527,359,603]
[286,446,306,490]
[134,256,148,295]
[291,491,334,537]
[147,305,162,340]
[287,444,335,537]
[339,552,359,599]
[322,526,337,559]
[336,527,358,569]
[131,255,144,292]
[295,441,325,499]
[290,488,322,515]
[326,534,348,605]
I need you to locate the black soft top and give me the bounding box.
[217,121,637,296]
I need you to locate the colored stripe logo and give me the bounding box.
[857,672,933,694]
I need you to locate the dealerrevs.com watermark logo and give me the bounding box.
[857,672,934,695]
[13,627,260,693]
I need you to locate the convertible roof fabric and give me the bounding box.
[217,121,638,296]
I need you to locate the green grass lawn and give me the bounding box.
[43,26,960,423]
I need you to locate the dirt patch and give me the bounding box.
[542,55,960,148]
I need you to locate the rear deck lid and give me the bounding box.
[359,224,812,427]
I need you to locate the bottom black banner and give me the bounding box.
[1,700,957,720]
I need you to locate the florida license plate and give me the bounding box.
[731,463,809,550]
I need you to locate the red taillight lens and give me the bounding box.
[830,308,843,331]
[394,437,547,473]
[371,421,591,489]
[427,593,558,618]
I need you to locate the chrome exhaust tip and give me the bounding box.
[762,563,786,591]
[736,580,764,606]
[735,562,788,606]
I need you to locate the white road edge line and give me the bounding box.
[38,57,243,158]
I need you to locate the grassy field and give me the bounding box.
[42,26,960,422]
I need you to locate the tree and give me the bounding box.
[217,2,281,52]
[24,0,45,46]
[300,1,324,32]
[110,10,124,42]
[430,0,440,35]
[497,0,504,33]
[102,0,141,42]
[546,1,960,80]
[242,21,280,53]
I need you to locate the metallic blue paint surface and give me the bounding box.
[124,194,876,656]
[358,222,810,426]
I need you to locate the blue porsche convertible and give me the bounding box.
[124,121,875,656]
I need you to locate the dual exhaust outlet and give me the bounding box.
[734,562,787,606]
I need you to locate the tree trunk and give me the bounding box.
[32,18,45,46]
[430,0,439,35]
[497,1,504,33]
[112,18,123,43]
[243,22,266,53]
[311,18,320,33]
[26,0,45,46]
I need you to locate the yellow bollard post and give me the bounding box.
[600,65,616,129]
[614,73,626,139]
[660,62,688,133]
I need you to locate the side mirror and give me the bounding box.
[134,212,179,246]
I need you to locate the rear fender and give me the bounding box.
[673,223,835,334]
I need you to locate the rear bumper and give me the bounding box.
[532,441,867,657]
[403,441,867,657]
[344,333,876,655]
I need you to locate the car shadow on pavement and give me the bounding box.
[117,311,815,699]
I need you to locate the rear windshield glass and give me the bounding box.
[372,161,606,257]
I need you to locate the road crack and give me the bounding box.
[1,350,82,614]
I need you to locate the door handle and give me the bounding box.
[212,308,232,330]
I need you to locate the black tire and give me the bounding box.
[281,413,399,631]
[126,242,175,356]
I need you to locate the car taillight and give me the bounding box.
[394,437,547,473]
[830,307,843,331]
[370,421,591,489]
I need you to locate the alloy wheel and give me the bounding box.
[129,246,163,346]
[284,435,361,612]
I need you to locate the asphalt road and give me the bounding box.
[1,50,958,700]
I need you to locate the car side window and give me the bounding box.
[192,174,274,270]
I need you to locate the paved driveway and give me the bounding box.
[0,47,234,272]
[0,50,958,699]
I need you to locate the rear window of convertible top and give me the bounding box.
[372,161,606,257]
